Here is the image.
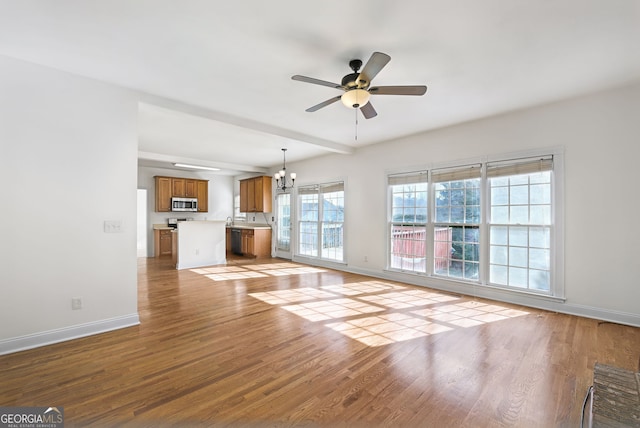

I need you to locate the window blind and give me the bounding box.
[388,171,428,185]
[320,181,344,193]
[431,164,481,183]
[487,156,553,178]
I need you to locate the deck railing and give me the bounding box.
[390,225,452,272]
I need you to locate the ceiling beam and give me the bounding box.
[138,151,269,174]
[139,94,355,155]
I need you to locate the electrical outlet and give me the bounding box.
[195,248,200,255]
[364,256,368,262]
[72,298,82,310]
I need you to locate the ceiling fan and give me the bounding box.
[292,52,427,119]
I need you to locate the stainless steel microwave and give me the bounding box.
[171,197,198,212]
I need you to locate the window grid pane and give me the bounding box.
[320,190,345,261]
[389,183,428,273]
[489,171,551,292]
[433,178,480,280]
[297,186,345,262]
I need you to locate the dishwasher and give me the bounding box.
[231,228,243,255]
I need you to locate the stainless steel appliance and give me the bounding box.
[171,197,198,212]
[231,228,243,255]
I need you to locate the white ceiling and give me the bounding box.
[1,0,639,175]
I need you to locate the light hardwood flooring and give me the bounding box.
[1,256,639,427]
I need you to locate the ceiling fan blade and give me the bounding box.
[360,102,377,119]
[306,95,342,112]
[369,85,428,96]
[357,52,391,87]
[292,75,343,90]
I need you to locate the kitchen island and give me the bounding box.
[174,220,226,270]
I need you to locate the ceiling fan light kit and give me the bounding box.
[341,89,370,109]
[292,51,427,119]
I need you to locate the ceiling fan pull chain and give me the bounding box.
[355,108,359,141]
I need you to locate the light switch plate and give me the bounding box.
[104,220,123,233]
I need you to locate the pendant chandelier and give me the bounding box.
[274,148,296,192]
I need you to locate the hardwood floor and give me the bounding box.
[1,256,639,427]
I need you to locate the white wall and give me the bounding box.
[285,82,640,325]
[1,52,637,356]
[137,166,233,257]
[0,56,140,353]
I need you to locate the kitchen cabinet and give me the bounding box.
[239,176,272,212]
[154,229,173,257]
[241,229,254,256]
[154,176,209,212]
[238,228,271,258]
[172,178,185,197]
[196,180,208,212]
[226,226,271,257]
[155,177,172,212]
[185,179,197,198]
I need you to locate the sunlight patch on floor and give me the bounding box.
[359,290,459,309]
[281,298,385,322]
[191,263,327,281]
[249,288,338,305]
[326,313,453,346]
[248,278,530,347]
[321,280,407,295]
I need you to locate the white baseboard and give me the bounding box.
[0,313,140,355]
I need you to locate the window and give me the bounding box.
[233,194,246,221]
[388,172,428,273]
[432,165,481,280]
[387,154,561,297]
[487,157,553,292]
[297,182,345,262]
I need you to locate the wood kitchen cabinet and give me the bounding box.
[155,177,172,212]
[172,178,185,197]
[241,229,254,256]
[154,229,173,257]
[239,176,272,212]
[196,180,208,212]
[185,179,197,197]
[240,228,272,258]
[154,176,209,212]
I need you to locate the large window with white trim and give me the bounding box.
[298,182,345,262]
[389,172,428,273]
[432,165,481,280]
[387,153,562,297]
[487,157,553,292]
